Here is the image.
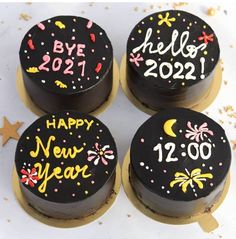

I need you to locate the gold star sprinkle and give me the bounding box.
[0,117,23,146]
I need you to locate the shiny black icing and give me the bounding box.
[126,10,220,110]
[19,16,113,113]
[15,111,117,218]
[130,108,231,216]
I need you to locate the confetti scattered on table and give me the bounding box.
[19,13,32,21]
[230,140,236,150]
[173,2,188,9]
[207,7,217,16]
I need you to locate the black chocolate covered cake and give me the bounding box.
[19,16,113,113]
[15,111,117,219]
[126,10,220,110]
[129,108,231,217]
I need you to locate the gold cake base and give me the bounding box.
[120,55,222,115]
[16,58,120,117]
[12,163,121,228]
[122,150,230,233]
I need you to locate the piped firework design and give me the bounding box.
[20,16,113,93]
[127,10,220,89]
[130,108,231,201]
[170,168,213,197]
[15,111,117,203]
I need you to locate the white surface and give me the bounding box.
[0,2,236,239]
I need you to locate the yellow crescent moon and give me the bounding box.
[163,119,177,137]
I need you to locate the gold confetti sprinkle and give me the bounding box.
[224,80,228,85]
[218,120,224,125]
[26,67,39,73]
[55,80,67,89]
[173,2,188,9]
[223,105,234,113]
[231,140,236,150]
[55,21,65,29]
[19,13,32,21]
[228,113,236,118]
[98,221,103,225]
[207,7,216,16]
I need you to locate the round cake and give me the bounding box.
[19,16,113,113]
[129,108,231,217]
[15,111,117,219]
[126,10,220,110]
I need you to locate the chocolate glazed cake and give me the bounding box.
[126,10,220,110]
[19,16,113,113]
[129,108,231,217]
[15,111,117,219]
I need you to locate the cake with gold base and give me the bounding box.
[19,16,113,113]
[129,108,231,217]
[126,10,220,110]
[15,111,117,219]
